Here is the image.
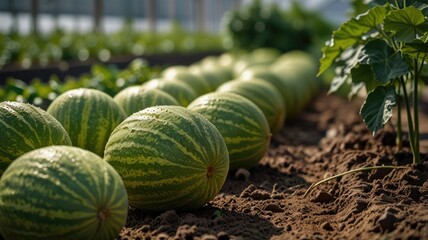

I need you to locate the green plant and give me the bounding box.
[0,59,162,109]
[318,0,428,165]
[303,165,408,197]
[0,23,223,69]
[221,0,333,54]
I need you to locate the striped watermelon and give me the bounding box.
[216,78,286,134]
[199,56,234,82]
[189,65,229,91]
[104,105,229,212]
[187,92,270,170]
[240,67,299,118]
[142,78,198,107]
[271,50,320,110]
[113,86,180,116]
[47,88,126,157]
[162,66,212,96]
[0,146,128,240]
[0,101,72,175]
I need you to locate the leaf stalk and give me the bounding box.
[303,165,408,198]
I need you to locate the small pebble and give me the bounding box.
[157,209,180,225]
[263,203,284,213]
[213,216,226,225]
[200,234,217,240]
[234,168,250,181]
[321,222,334,231]
[378,193,395,203]
[250,189,271,200]
[239,184,257,198]
[137,225,151,233]
[156,233,169,240]
[311,190,334,203]
[377,208,399,232]
[259,180,271,190]
[354,199,368,213]
[217,231,230,240]
[338,223,345,231]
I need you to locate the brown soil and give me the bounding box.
[119,91,428,240]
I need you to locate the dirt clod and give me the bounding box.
[263,203,283,213]
[377,209,400,232]
[321,222,334,231]
[311,190,334,203]
[216,231,229,240]
[234,168,250,181]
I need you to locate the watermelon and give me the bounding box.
[0,146,128,240]
[188,92,270,170]
[271,50,319,111]
[198,56,234,82]
[240,67,298,118]
[113,86,180,116]
[216,78,286,133]
[162,66,212,96]
[0,101,72,175]
[142,78,198,107]
[47,88,126,157]
[189,65,229,91]
[104,105,229,212]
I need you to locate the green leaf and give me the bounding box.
[351,64,380,92]
[318,5,387,76]
[360,86,396,135]
[329,66,351,94]
[359,39,409,82]
[384,6,428,42]
[328,46,363,94]
[348,81,365,99]
[422,32,428,42]
[401,43,428,60]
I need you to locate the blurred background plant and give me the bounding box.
[0,0,349,108]
[221,0,334,56]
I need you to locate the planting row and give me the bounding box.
[0,48,320,239]
[0,24,222,70]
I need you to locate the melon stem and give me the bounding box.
[207,166,214,178]
[98,208,111,222]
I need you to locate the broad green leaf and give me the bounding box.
[368,0,428,9]
[388,0,428,9]
[318,6,387,76]
[360,86,396,135]
[422,32,428,42]
[328,46,363,94]
[384,6,428,42]
[359,39,409,82]
[348,81,365,99]
[401,40,428,60]
[329,66,351,94]
[349,0,371,17]
[351,64,380,92]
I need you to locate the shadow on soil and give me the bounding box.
[125,204,283,239]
